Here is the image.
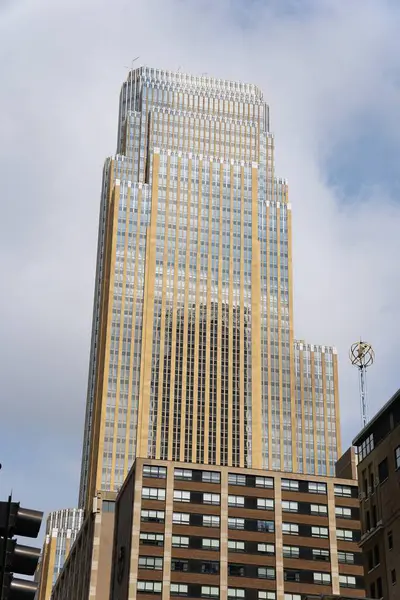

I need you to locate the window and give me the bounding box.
[257,498,274,510]
[374,544,380,566]
[378,457,389,483]
[228,540,245,552]
[312,549,329,561]
[229,473,246,486]
[201,562,219,574]
[141,510,165,523]
[171,560,189,572]
[173,512,190,525]
[395,446,400,470]
[258,567,275,580]
[228,495,245,508]
[392,569,397,584]
[284,570,300,582]
[142,487,166,501]
[175,468,192,480]
[143,465,166,479]
[338,551,355,564]
[282,501,298,513]
[339,575,356,588]
[282,479,299,491]
[228,589,245,598]
[388,530,393,550]
[258,520,274,532]
[359,433,374,461]
[310,504,328,515]
[257,543,275,555]
[229,565,245,577]
[174,490,191,503]
[202,538,220,550]
[171,584,188,596]
[283,595,300,600]
[201,586,219,598]
[203,515,220,528]
[102,500,115,512]
[202,471,220,483]
[228,517,245,530]
[334,485,352,498]
[337,529,353,541]
[258,592,276,600]
[137,581,162,594]
[139,533,164,546]
[204,493,220,505]
[336,506,352,518]
[282,523,299,535]
[311,526,329,539]
[256,476,274,489]
[308,482,327,494]
[138,556,163,570]
[172,536,189,548]
[283,546,299,559]
[314,572,331,585]
[377,577,382,598]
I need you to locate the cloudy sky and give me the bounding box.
[1,0,400,532]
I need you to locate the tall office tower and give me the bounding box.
[79,67,340,511]
[36,508,84,600]
[294,341,341,477]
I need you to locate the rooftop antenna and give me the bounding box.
[350,340,374,428]
[124,56,140,71]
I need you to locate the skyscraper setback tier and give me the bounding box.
[79,67,341,510]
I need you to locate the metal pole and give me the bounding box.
[0,494,12,600]
[360,367,367,428]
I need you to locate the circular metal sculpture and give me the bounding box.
[350,341,374,428]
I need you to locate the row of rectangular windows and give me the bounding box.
[143,465,356,497]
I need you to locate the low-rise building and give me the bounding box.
[110,458,365,600]
[353,387,400,599]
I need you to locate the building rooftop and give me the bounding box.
[352,386,400,446]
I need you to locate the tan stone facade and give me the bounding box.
[110,458,365,600]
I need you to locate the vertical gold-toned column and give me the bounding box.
[322,353,330,474]
[162,467,174,600]
[204,159,213,464]
[94,181,120,496]
[251,164,262,469]
[180,158,192,462]
[228,163,234,465]
[192,158,203,463]
[137,152,160,457]
[155,156,172,459]
[220,469,228,600]
[167,155,182,460]
[311,348,318,473]
[124,185,143,473]
[216,163,223,463]
[239,166,245,466]
[274,474,284,600]
[276,200,284,471]
[328,480,340,595]
[333,351,342,457]
[300,347,306,473]
[286,200,297,472]
[111,183,132,489]
[266,201,272,467]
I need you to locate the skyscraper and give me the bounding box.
[79,66,340,511]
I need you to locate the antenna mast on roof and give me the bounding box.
[350,340,374,428]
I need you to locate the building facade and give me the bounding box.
[35,508,83,600]
[50,492,116,600]
[110,458,364,600]
[352,388,400,600]
[78,66,341,511]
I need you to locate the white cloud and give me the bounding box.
[1,0,400,509]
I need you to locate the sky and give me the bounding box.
[1,0,400,536]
